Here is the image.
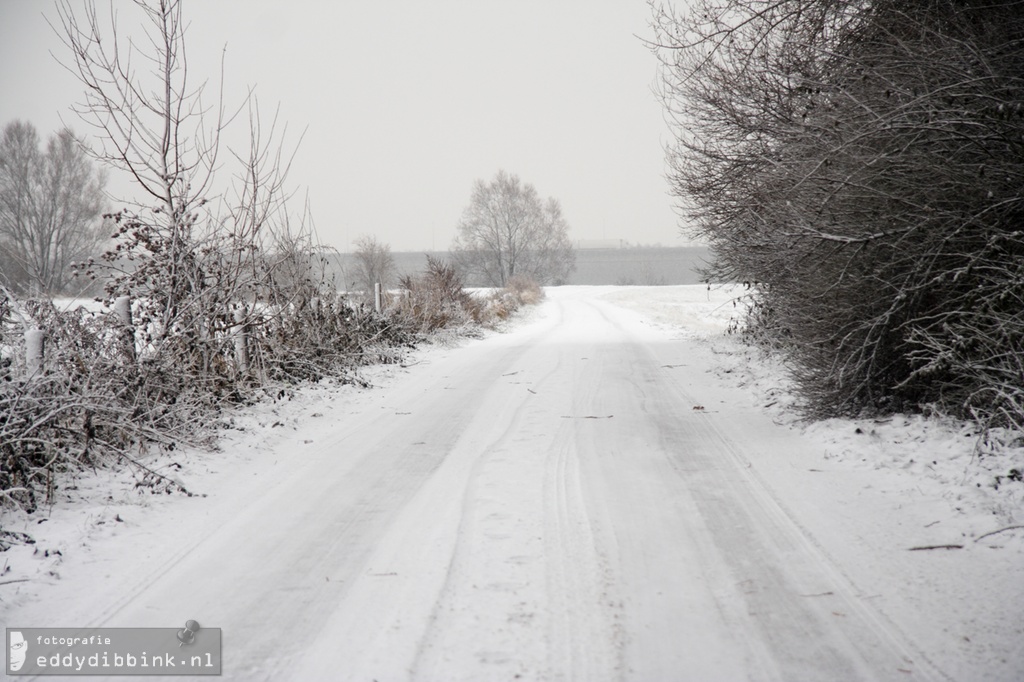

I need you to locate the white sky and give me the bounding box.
[0,0,694,252]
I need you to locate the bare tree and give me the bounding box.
[352,234,396,299]
[451,170,575,287]
[0,121,107,295]
[54,0,318,376]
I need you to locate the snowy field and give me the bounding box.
[1,285,1021,680]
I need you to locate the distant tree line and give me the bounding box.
[652,0,1024,430]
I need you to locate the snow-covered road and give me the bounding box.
[8,286,1020,680]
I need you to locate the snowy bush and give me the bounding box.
[393,256,484,333]
[392,257,545,333]
[0,281,418,511]
[504,275,545,307]
[653,0,1024,431]
[0,296,187,512]
[0,255,549,510]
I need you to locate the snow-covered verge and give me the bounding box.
[600,284,1024,534]
[601,284,1024,678]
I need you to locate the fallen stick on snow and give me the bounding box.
[974,525,1024,543]
[908,544,963,551]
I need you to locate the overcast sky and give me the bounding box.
[0,0,693,253]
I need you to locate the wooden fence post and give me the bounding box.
[374,282,382,313]
[25,328,44,376]
[112,295,136,361]
[233,306,248,373]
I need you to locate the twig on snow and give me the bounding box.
[974,525,1024,543]
[96,439,194,496]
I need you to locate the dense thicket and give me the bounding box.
[652,0,1024,428]
[0,258,540,511]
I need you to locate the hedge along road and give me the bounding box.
[13,287,947,681]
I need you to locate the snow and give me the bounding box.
[2,285,1021,681]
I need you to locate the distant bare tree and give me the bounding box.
[0,121,106,295]
[451,170,575,287]
[352,234,395,299]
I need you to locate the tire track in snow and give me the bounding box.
[543,422,626,681]
[583,294,949,681]
[409,317,624,681]
[560,296,760,680]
